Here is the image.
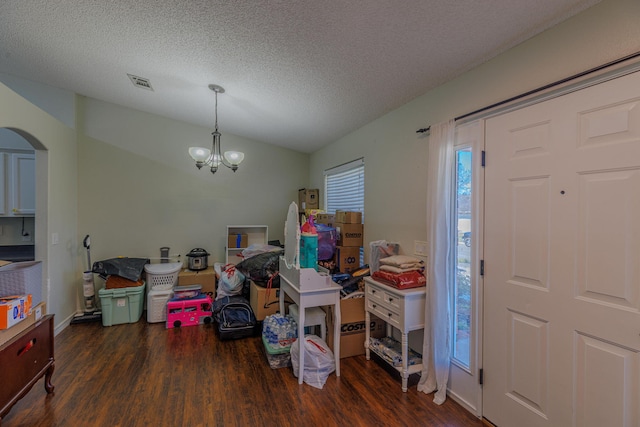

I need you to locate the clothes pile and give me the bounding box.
[371,255,426,289]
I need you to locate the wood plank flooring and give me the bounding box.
[2,317,484,427]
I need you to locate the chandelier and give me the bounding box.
[188,84,245,174]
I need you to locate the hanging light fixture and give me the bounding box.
[188,84,245,174]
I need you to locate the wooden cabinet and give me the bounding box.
[225,225,268,265]
[0,151,35,217]
[364,277,426,392]
[0,314,55,424]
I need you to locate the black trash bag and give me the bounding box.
[92,257,149,282]
[235,250,283,288]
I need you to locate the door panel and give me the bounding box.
[484,71,640,426]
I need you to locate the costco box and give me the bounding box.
[249,281,293,321]
[178,267,217,298]
[315,213,335,227]
[335,223,364,247]
[325,297,385,358]
[298,188,319,211]
[335,211,362,224]
[0,294,32,329]
[98,282,146,327]
[227,233,248,249]
[335,246,361,273]
[0,301,45,345]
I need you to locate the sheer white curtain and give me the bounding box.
[417,119,455,404]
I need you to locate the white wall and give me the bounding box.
[0,73,76,129]
[0,83,78,330]
[309,0,640,261]
[76,97,310,267]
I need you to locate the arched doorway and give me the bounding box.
[0,127,48,303]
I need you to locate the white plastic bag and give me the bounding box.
[216,264,245,299]
[369,240,399,272]
[290,335,336,389]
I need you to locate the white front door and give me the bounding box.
[483,70,640,426]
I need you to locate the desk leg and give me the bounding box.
[401,332,408,392]
[365,309,371,360]
[44,361,55,393]
[297,306,305,384]
[279,288,285,316]
[333,299,340,377]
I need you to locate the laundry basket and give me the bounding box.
[144,262,182,291]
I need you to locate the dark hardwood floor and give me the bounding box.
[2,316,484,427]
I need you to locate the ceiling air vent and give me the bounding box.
[127,74,154,91]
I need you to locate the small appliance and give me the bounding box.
[186,248,210,271]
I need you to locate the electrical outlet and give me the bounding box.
[52,233,59,245]
[22,234,31,242]
[414,240,428,257]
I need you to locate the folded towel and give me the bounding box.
[379,254,424,269]
[379,264,422,274]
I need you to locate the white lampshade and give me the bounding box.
[188,147,210,162]
[224,151,245,165]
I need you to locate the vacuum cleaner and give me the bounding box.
[70,235,102,324]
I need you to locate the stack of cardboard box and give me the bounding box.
[333,211,363,274]
[298,188,319,213]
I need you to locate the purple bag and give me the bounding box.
[316,224,337,261]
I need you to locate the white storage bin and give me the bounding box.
[144,262,182,291]
[147,288,174,323]
[0,261,43,304]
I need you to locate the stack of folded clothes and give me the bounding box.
[371,255,426,289]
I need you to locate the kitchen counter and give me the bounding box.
[0,245,35,262]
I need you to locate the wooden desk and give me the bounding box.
[0,314,55,424]
[279,271,342,384]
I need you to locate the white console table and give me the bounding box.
[364,277,426,392]
[279,259,342,384]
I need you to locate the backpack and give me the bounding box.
[212,295,257,340]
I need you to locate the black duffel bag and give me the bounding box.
[212,295,258,340]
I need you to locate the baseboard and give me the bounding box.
[446,389,481,419]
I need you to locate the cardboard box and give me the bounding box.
[227,233,248,249]
[335,211,362,224]
[335,246,362,273]
[325,297,385,358]
[315,213,335,227]
[249,281,293,321]
[335,223,364,247]
[0,301,45,346]
[298,188,319,211]
[178,267,217,298]
[0,294,32,329]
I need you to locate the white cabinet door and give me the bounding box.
[10,153,35,215]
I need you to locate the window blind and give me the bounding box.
[324,158,364,215]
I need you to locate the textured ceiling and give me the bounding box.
[0,0,600,153]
